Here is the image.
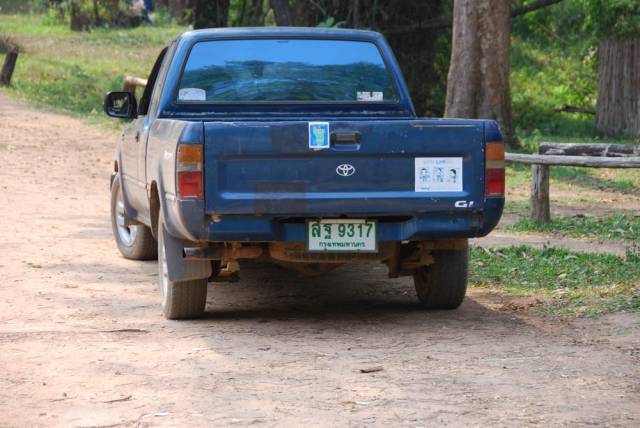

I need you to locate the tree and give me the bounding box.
[584,0,640,137]
[596,38,640,137]
[165,0,189,22]
[234,0,266,26]
[444,0,517,148]
[270,0,293,26]
[193,0,230,29]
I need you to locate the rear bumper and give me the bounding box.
[201,197,503,242]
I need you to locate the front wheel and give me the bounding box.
[157,215,207,320]
[110,174,157,260]
[413,243,468,309]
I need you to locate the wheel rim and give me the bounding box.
[115,183,138,246]
[159,231,169,307]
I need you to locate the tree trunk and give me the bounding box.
[444,0,517,149]
[352,0,360,28]
[270,0,293,26]
[193,0,229,29]
[0,49,18,86]
[235,0,264,26]
[167,0,189,21]
[92,0,101,26]
[596,38,640,137]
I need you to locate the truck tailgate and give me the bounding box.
[203,120,486,216]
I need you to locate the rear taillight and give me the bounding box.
[485,142,505,197]
[177,144,203,199]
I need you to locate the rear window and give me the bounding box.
[177,39,398,103]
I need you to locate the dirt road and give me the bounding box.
[0,94,639,427]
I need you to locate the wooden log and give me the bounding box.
[505,153,640,168]
[122,75,147,94]
[0,49,18,86]
[539,142,639,157]
[530,164,550,224]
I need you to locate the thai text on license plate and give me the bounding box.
[306,219,377,252]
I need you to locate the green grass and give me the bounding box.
[509,213,640,242]
[471,246,640,316]
[503,199,530,214]
[0,14,185,117]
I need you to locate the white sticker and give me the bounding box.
[357,91,383,101]
[415,157,463,192]
[178,88,206,101]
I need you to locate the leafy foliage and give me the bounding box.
[510,0,640,136]
[582,0,640,39]
[511,1,598,135]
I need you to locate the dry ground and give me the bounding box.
[0,94,639,427]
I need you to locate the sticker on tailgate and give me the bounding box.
[309,122,330,150]
[415,157,463,192]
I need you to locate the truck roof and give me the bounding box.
[178,27,386,43]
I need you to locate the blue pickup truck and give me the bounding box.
[104,27,504,319]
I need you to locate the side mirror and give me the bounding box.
[104,91,137,119]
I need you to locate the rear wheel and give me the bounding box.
[413,243,468,309]
[110,174,157,260]
[158,215,207,320]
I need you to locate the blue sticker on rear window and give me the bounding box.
[309,122,330,150]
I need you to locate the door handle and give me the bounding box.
[331,131,361,144]
[330,131,361,151]
[134,132,140,143]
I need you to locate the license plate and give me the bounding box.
[306,219,377,252]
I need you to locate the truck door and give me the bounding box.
[126,48,168,213]
[119,118,143,208]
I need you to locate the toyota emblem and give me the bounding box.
[336,164,356,177]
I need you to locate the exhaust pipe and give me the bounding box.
[183,244,263,261]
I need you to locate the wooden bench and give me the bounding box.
[505,143,640,223]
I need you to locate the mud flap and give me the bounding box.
[162,226,211,283]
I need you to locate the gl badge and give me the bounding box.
[455,200,474,208]
[336,164,356,177]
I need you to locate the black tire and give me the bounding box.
[110,174,157,260]
[413,243,468,309]
[157,215,207,320]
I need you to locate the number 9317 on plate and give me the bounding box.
[306,219,378,252]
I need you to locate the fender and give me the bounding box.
[151,122,210,282]
[161,218,211,282]
[154,141,210,282]
[150,120,207,242]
